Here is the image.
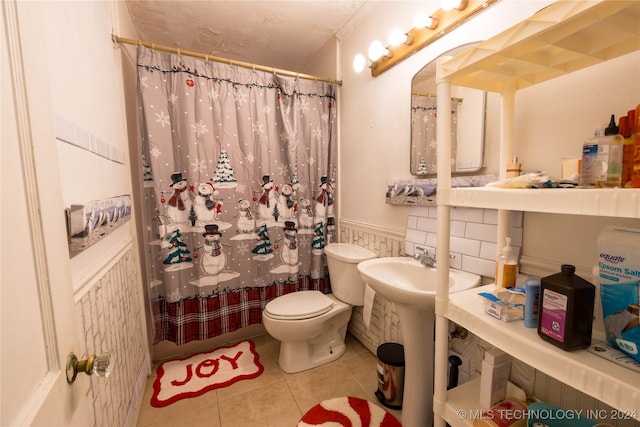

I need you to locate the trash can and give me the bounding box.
[375,342,405,409]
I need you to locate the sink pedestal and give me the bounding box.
[356,257,480,426]
[397,304,435,427]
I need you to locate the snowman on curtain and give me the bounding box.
[166,172,192,225]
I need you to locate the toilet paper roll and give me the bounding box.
[363,284,376,329]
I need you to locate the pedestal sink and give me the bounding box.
[357,257,480,427]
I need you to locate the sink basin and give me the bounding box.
[357,256,480,427]
[357,257,480,309]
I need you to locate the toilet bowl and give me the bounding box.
[262,243,377,373]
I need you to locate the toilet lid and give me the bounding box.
[264,291,334,320]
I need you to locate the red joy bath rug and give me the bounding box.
[150,340,264,407]
[297,396,402,427]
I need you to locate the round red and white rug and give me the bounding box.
[297,396,402,427]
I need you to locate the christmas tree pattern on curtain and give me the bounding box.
[136,46,338,344]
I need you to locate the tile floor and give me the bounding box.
[136,333,403,426]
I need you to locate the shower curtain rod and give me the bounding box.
[113,35,342,86]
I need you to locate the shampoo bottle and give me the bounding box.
[597,114,623,187]
[538,264,595,351]
[495,238,517,288]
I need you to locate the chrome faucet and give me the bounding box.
[413,246,437,267]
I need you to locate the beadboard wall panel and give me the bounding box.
[73,244,150,427]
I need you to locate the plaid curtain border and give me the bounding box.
[152,275,331,345]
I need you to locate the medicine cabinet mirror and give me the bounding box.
[410,42,486,176]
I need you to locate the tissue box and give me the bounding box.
[479,289,524,322]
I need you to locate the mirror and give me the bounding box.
[410,43,486,176]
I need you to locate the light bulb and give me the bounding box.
[442,0,468,11]
[368,40,387,62]
[413,12,439,30]
[353,53,366,73]
[388,29,408,46]
[413,11,429,28]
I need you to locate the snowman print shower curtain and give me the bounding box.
[136,46,338,345]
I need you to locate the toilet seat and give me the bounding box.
[264,291,334,320]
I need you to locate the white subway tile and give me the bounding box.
[450,236,481,257]
[465,222,498,242]
[405,229,427,245]
[462,256,496,278]
[406,215,418,230]
[450,221,466,237]
[511,211,523,227]
[480,241,498,261]
[416,216,437,233]
[483,209,498,224]
[452,207,484,223]
[449,253,462,269]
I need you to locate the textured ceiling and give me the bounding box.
[125,0,369,72]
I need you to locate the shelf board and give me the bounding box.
[443,187,640,218]
[445,284,640,419]
[440,1,640,92]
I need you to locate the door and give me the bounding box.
[1,1,91,425]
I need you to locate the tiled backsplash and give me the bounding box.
[405,206,523,278]
[340,207,523,354]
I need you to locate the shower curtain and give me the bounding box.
[136,46,338,345]
[411,94,458,174]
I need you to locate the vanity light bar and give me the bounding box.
[371,0,497,77]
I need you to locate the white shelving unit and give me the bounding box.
[433,2,640,426]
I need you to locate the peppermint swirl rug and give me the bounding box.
[150,340,263,407]
[297,396,402,426]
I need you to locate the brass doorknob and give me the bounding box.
[66,350,115,384]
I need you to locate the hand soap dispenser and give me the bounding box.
[495,238,517,288]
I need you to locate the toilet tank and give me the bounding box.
[324,243,377,306]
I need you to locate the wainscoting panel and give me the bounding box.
[73,244,150,427]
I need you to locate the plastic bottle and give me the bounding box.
[597,114,623,188]
[523,276,541,328]
[580,129,604,186]
[538,264,595,351]
[620,112,634,186]
[478,347,510,408]
[495,237,517,288]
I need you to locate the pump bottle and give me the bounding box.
[495,237,517,288]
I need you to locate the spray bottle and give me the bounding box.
[495,237,517,288]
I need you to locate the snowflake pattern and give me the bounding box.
[312,127,322,140]
[155,110,170,128]
[191,159,207,173]
[139,76,149,88]
[168,93,179,104]
[251,122,265,135]
[236,242,250,257]
[192,120,209,137]
[207,88,219,101]
[150,145,162,159]
[235,91,248,104]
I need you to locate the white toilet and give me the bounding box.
[262,243,377,373]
